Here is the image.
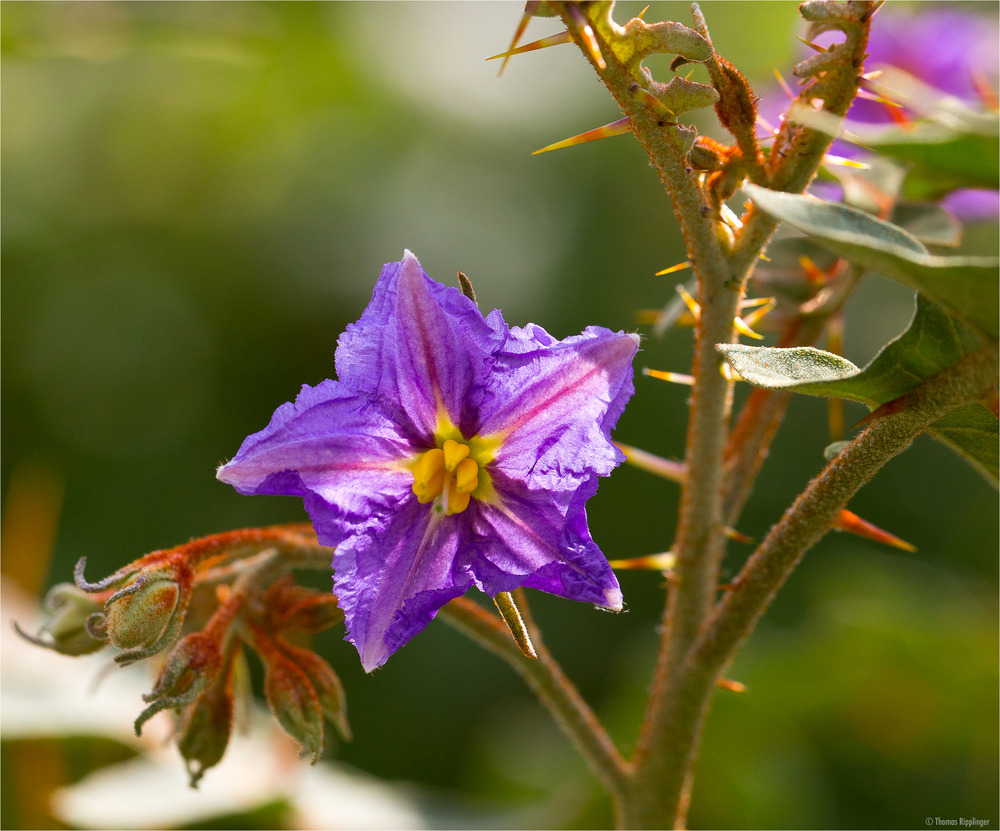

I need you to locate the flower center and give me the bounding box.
[411,439,480,516]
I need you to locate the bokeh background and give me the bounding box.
[2,2,997,828]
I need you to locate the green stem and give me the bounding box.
[556,0,741,740]
[622,341,998,828]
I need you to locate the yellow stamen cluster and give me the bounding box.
[411,439,480,516]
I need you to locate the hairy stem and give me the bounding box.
[688,340,998,720]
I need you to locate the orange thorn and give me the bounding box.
[532,117,631,155]
[740,296,776,310]
[734,316,764,340]
[487,30,574,62]
[495,3,537,78]
[637,5,650,20]
[608,552,677,571]
[615,441,686,483]
[741,299,776,330]
[851,395,908,430]
[756,113,779,135]
[676,283,700,318]
[566,4,606,70]
[635,309,663,325]
[797,37,827,54]
[971,67,999,112]
[855,88,901,107]
[823,153,870,169]
[632,85,676,117]
[862,1,885,23]
[717,678,747,693]
[773,68,796,101]
[643,368,695,386]
[725,527,754,545]
[833,509,917,552]
[655,261,692,276]
[798,254,827,287]
[883,100,913,127]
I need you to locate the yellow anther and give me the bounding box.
[455,458,479,493]
[444,489,471,516]
[412,448,445,504]
[412,440,479,515]
[442,439,470,472]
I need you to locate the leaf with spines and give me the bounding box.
[718,295,998,485]
[743,184,999,337]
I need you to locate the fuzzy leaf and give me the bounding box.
[719,345,861,392]
[890,203,962,249]
[659,75,719,116]
[744,184,999,337]
[718,296,998,485]
[927,404,999,485]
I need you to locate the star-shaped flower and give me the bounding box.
[218,251,639,671]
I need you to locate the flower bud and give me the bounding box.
[177,672,234,788]
[15,583,107,656]
[263,651,324,763]
[690,139,726,172]
[105,576,180,652]
[135,632,223,735]
[279,640,351,741]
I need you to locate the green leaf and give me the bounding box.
[718,296,998,485]
[889,203,962,249]
[718,345,862,393]
[744,184,999,337]
[928,403,999,484]
[867,123,1000,196]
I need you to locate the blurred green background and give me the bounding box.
[2,2,996,828]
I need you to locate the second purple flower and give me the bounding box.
[218,251,639,671]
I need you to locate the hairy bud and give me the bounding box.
[177,671,235,788]
[135,632,224,734]
[279,640,351,742]
[14,583,107,656]
[105,576,180,651]
[263,650,325,763]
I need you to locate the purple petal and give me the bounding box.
[216,379,413,545]
[940,188,1000,220]
[469,475,622,610]
[812,9,999,124]
[480,326,639,491]
[334,501,474,672]
[334,251,506,440]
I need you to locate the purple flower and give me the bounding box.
[218,251,638,671]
